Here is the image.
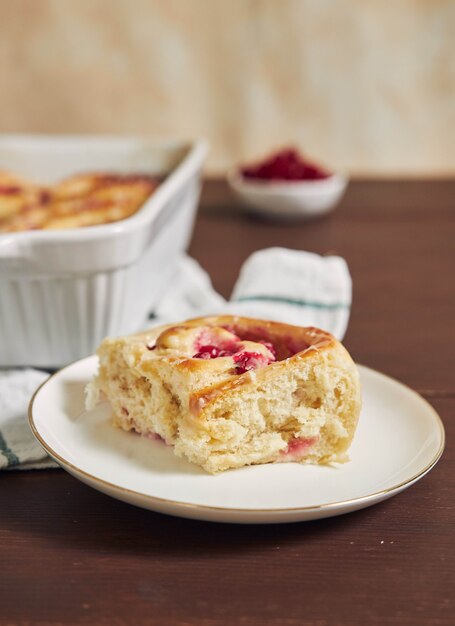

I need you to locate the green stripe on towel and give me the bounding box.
[0,432,20,467]
[234,295,349,310]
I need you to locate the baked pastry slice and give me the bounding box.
[0,171,157,232]
[87,316,361,473]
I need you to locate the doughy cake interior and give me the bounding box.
[87,316,361,473]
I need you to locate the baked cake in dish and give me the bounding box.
[0,170,158,232]
[86,316,361,473]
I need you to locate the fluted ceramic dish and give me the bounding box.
[0,135,207,367]
[29,358,444,524]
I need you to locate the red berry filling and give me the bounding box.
[0,185,21,195]
[284,436,318,457]
[194,329,242,354]
[192,344,239,359]
[233,350,274,374]
[259,340,277,359]
[193,341,276,374]
[241,148,330,182]
[146,432,166,444]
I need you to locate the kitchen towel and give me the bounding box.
[0,368,54,469]
[0,247,351,470]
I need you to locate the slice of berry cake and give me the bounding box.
[86,316,361,473]
[0,170,157,232]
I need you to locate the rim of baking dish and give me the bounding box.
[0,135,208,243]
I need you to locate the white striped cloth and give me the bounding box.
[0,369,55,469]
[154,248,351,339]
[0,247,351,470]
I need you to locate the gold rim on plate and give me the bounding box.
[28,358,446,516]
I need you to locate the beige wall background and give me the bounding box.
[0,0,454,175]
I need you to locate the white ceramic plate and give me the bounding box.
[29,357,445,524]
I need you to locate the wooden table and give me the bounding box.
[1,180,454,625]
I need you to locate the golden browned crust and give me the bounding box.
[183,317,336,417]
[103,315,339,419]
[184,315,335,353]
[0,170,157,232]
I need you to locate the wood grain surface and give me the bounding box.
[1,179,454,626]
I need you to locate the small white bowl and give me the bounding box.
[227,169,348,219]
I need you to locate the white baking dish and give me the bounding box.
[0,135,207,367]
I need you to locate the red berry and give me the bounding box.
[259,340,277,358]
[233,351,270,374]
[241,147,330,181]
[193,345,222,359]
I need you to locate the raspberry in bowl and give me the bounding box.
[228,147,348,219]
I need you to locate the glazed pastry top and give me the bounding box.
[127,316,335,383]
[0,170,157,232]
